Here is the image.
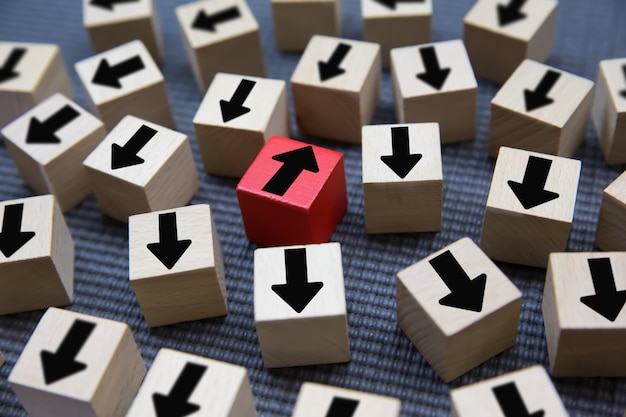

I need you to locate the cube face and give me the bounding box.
[596,171,626,251]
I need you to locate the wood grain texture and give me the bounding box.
[596,170,626,251]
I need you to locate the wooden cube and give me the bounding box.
[9,307,145,417]
[75,39,174,130]
[271,0,342,52]
[125,348,256,417]
[0,195,74,315]
[591,58,626,165]
[480,147,581,268]
[237,136,347,246]
[596,171,626,251]
[129,204,227,327]
[1,93,106,212]
[176,0,265,93]
[193,73,290,178]
[83,0,163,63]
[292,382,401,417]
[362,122,442,234]
[254,242,350,368]
[489,59,594,158]
[390,39,477,143]
[291,35,381,143]
[450,365,568,417]
[463,0,557,84]
[0,42,73,128]
[362,0,432,69]
[0,350,4,367]
[543,252,626,376]
[396,237,522,382]
[83,115,199,222]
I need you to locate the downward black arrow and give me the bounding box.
[26,105,80,144]
[318,43,351,82]
[0,48,26,83]
[325,397,359,417]
[40,319,96,385]
[192,7,241,32]
[492,381,545,417]
[272,248,324,313]
[111,124,157,169]
[152,362,206,417]
[92,55,145,89]
[90,0,138,10]
[220,79,256,123]
[0,203,36,258]
[497,0,527,27]
[429,250,486,312]
[580,258,626,322]
[147,212,192,270]
[620,65,626,100]
[524,70,560,112]
[372,0,425,10]
[416,46,451,90]
[262,145,319,196]
[508,156,559,209]
[380,126,422,178]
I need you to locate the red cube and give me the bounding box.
[236,136,347,246]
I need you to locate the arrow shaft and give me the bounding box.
[522,156,552,190]
[534,70,560,96]
[419,46,441,72]
[429,250,472,291]
[390,126,411,156]
[158,212,179,243]
[284,248,308,287]
[56,320,96,359]
[203,6,240,25]
[2,203,25,234]
[326,397,359,417]
[229,79,256,105]
[43,105,80,132]
[327,43,351,67]
[112,56,144,79]
[492,382,535,417]
[1,48,26,72]
[123,124,157,154]
[262,165,304,196]
[588,258,617,294]
[168,362,207,400]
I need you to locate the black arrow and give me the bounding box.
[416,46,451,90]
[152,362,207,417]
[508,156,559,209]
[262,145,319,196]
[429,250,487,312]
[147,212,192,270]
[318,43,352,82]
[26,105,80,144]
[372,0,425,10]
[0,203,36,258]
[325,397,359,417]
[380,126,422,178]
[40,319,96,385]
[524,70,560,112]
[90,0,139,10]
[0,48,26,83]
[492,382,545,417]
[92,55,145,89]
[111,124,157,169]
[220,79,256,123]
[580,258,626,322]
[620,64,626,100]
[497,0,527,27]
[272,248,324,314]
[192,7,241,32]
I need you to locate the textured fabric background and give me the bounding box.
[1,0,625,416]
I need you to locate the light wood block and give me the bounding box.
[83,0,163,63]
[291,35,381,143]
[292,382,401,417]
[463,0,557,84]
[390,39,477,143]
[75,40,174,131]
[591,58,626,165]
[271,0,342,53]
[450,365,568,417]
[0,195,74,315]
[254,242,350,368]
[83,115,199,222]
[176,0,265,93]
[0,42,73,129]
[0,350,4,367]
[1,93,106,212]
[193,73,290,178]
[596,171,626,251]
[543,252,626,376]
[489,59,594,158]
[129,204,227,327]
[362,0,432,69]
[125,348,255,417]
[362,122,442,234]
[396,237,522,382]
[480,147,581,268]
[9,307,146,417]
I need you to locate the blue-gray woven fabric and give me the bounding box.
[1,0,625,416]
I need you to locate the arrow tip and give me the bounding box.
[40,351,87,385]
[523,89,554,112]
[92,59,122,88]
[318,61,346,82]
[147,239,192,270]
[192,10,215,31]
[25,118,61,144]
[0,69,19,83]
[380,154,422,179]
[0,230,36,258]
[272,145,320,173]
[416,67,451,90]
[507,180,559,209]
[219,99,251,123]
[497,4,527,26]
[89,0,114,10]
[580,291,626,322]
[620,90,626,100]
[372,0,397,9]
[272,281,324,313]
[438,273,487,312]
[111,143,145,169]
[152,393,201,417]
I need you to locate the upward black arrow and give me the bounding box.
[492,381,545,417]
[325,397,359,417]
[318,43,352,82]
[92,55,145,89]
[152,362,207,417]
[508,156,559,210]
[380,126,422,178]
[497,0,527,27]
[429,250,487,312]
[40,319,96,385]
[192,7,241,32]
[220,79,256,123]
[111,124,157,169]
[90,0,139,10]
[620,64,626,99]
[416,46,451,90]
[524,70,560,112]
[0,48,26,83]
[272,248,324,313]
[372,0,425,10]
[0,203,36,258]
[26,105,80,144]
[147,212,192,270]
[580,258,626,322]
[262,145,319,196]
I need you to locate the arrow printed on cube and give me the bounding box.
[429,250,486,312]
[111,124,158,169]
[220,79,256,123]
[372,0,425,10]
[262,145,319,196]
[152,362,207,417]
[90,0,139,10]
[580,258,626,322]
[318,43,352,82]
[416,46,451,90]
[147,212,192,270]
[26,105,80,144]
[497,0,527,27]
[620,64,626,99]
[524,70,560,112]
[0,47,26,83]
[92,55,145,89]
[380,126,422,178]
[0,203,36,258]
[508,156,559,209]
[492,381,545,417]
[192,7,241,32]
[272,248,324,313]
[325,397,360,417]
